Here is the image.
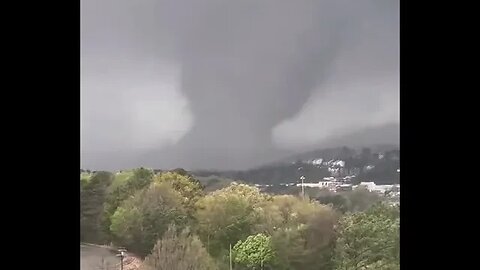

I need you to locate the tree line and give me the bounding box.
[80,168,399,270]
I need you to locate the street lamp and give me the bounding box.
[298,166,305,200]
[116,248,127,270]
[300,176,305,200]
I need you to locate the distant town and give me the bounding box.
[253,151,400,205]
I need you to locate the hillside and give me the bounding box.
[192,145,399,185]
[276,144,398,164]
[194,175,236,192]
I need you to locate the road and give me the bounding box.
[81,244,119,270]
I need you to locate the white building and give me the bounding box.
[311,158,323,165]
[358,182,376,191]
[335,160,345,167]
[296,179,344,191]
[373,185,394,194]
[336,184,353,192]
[357,182,399,195]
[318,181,343,191]
[296,182,323,188]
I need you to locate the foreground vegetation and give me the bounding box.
[80,168,399,270]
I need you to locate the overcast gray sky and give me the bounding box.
[81,0,399,171]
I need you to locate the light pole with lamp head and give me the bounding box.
[116,248,127,270]
[298,166,305,200]
[300,176,305,200]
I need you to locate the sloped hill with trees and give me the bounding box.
[193,146,399,185]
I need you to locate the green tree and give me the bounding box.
[195,183,269,258]
[81,171,114,243]
[270,228,308,270]
[142,225,218,270]
[263,196,338,270]
[233,233,275,270]
[255,195,327,233]
[110,181,188,256]
[317,193,350,213]
[80,172,92,189]
[300,206,338,270]
[153,171,204,215]
[346,187,382,212]
[333,203,399,270]
[102,168,154,242]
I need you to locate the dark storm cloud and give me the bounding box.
[81,0,399,170]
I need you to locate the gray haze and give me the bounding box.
[81,0,399,171]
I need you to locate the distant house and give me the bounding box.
[294,180,334,191]
[358,182,376,191]
[373,185,394,195]
[311,158,323,165]
[318,181,342,191]
[318,181,329,188]
[336,184,353,192]
[357,182,397,195]
[334,160,345,167]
